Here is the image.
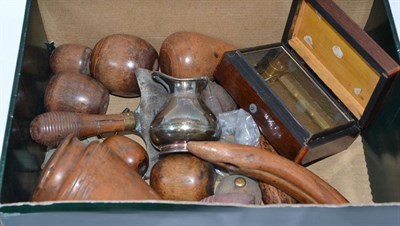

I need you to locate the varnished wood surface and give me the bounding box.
[103,135,149,177]
[159,31,237,79]
[49,43,92,75]
[150,153,216,201]
[30,111,136,147]
[90,34,158,97]
[32,135,161,201]
[214,55,304,161]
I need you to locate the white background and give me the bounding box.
[0,0,26,154]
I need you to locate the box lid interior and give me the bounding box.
[283,0,400,124]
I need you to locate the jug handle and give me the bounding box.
[152,71,174,93]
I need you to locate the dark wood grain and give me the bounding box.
[214,55,304,162]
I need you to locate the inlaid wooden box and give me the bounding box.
[214,0,400,165]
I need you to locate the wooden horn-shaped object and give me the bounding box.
[187,141,348,204]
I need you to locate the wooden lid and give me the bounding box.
[284,0,400,124]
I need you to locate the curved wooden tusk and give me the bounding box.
[187,141,348,204]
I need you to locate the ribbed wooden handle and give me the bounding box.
[30,111,135,147]
[187,141,349,204]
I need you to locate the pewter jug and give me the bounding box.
[150,71,221,153]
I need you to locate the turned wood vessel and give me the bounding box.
[49,43,92,75]
[159,31,237,79]
[31,134,161,201]
[44,72,109,114]
[91,34,159,97]
[150,153,216,201]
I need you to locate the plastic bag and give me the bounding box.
[201,81,237,115]
[217,108,260,146]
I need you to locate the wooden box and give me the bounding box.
[214,0,400,165]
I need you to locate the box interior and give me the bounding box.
[243,45,354,137]
[1,0,380,205]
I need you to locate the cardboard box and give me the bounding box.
[0,0,399,223]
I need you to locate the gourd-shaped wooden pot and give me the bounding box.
[31,134,161,201]
[159,31,237,79]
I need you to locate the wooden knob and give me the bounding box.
[159,31,237,79]
[103,135,148,177]
[91,34,158,97]
[44,72,109,114]
[49,44,92,75]
[150,153,216,201]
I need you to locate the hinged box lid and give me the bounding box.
[282,0,400,127]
